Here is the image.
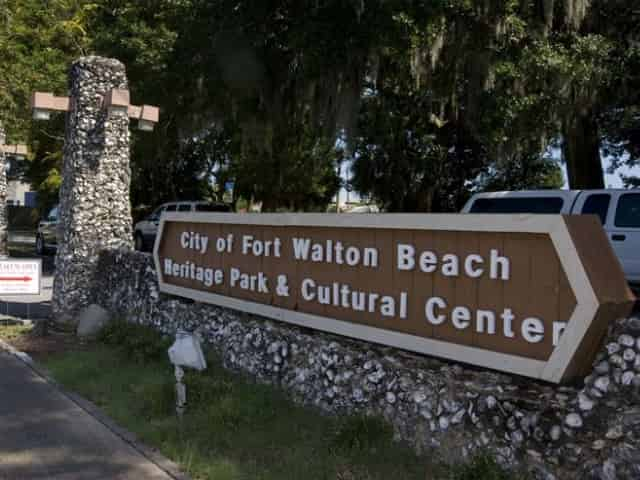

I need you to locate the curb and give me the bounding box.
[0,335,191,480]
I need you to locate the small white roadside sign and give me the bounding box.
[0,259,41,295]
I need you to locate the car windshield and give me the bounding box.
[148,207,164,219]
[48,207,59,220]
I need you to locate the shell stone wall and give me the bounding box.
[92,248,640,480]
[0,122,7,257]
[53,57,134,324]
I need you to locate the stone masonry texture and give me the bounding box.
[52,56,134,325]
[0,122,7,257]
[93,248,640,480]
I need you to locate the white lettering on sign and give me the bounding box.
[489,249,510,280]
[292,238,378,268]
[216,234,234,253]
[452,306,471,329]
[522,317,545,343]
[163,258,222,287]
[553,321,567,347]
[179,231,209,254]
[464,254,484,278]
[241,235,282,257]
[425,296,447,325]
[422,296,565,346]
[230,268,269,293]
[476,310,496,335]
[163,231,563,349]
[300,278,407,318]
[502,308,515,338]
[397,245,510,280]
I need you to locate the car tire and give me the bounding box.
[35,235,45,255]
[134,232,145,252]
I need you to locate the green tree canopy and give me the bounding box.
[0,0,91,212]
[2,0,639,216]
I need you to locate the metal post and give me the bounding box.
[175,365,186,417]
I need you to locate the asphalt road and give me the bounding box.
[0,350,174,480]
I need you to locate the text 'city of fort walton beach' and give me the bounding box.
[162,230,567,349]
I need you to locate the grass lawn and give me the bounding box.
[0,322,32,342]
[0,322,515,480]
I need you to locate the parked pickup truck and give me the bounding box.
[461,190,640,285]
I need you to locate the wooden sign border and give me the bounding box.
[154,213,634,383]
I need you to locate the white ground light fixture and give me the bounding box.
[128,104,160,131]
[32,109,51,121]
[168,329,207,416]
[0,144,28,158]
[30,92,71,120]
[104,89,130,115]
[168,330,207,371]
[31,90,160,131]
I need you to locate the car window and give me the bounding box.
[165,204,177,212]
[195,203,232,212]
[178,204,192,212]
[148,206,165,220]
[469,197,564,214]
[615,193,640,228]
[48,207,59,221]
[581,194,610,225]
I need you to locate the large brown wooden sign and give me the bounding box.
[154,213,635,383]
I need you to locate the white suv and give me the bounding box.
[134,201,232,252]
[462,189,640,285]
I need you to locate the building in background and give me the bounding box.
[7,179,37,207]
[332,159,380,212]
[5,156,37,207]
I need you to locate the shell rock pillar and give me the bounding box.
[52,57,134,326]
[0,122,7,258]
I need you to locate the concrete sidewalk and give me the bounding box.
[0,349,177,480]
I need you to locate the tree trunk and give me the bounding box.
[260,195,278,212]
[415,186,434,212]
[562,109,605,189]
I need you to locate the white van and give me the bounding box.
[461,190,640,285]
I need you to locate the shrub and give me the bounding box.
[137,379,176,419]
[204,395,245,430]
[329,415,393,454]
[231,383,281,425]
[184,370,234,406]
[99,320,172,364]
[184,369,284,431]
[97,320,128,345]
[450,454,520,480]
